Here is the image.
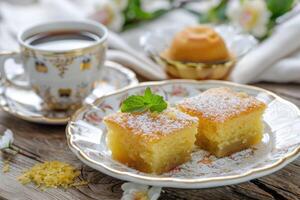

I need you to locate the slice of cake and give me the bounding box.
[177,87,266,157]
[104,108,198,174]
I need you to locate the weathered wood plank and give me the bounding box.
[254,83,300,107]
[0,119,123,200]
[160,182,275,200]
[254,83,300,100]
[251,161,300,200]
[0,152,94,200]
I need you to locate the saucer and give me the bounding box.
[0,61,138,125]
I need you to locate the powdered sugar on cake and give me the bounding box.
[105,108,198,135]
[179,87,264,122]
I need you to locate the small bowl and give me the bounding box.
[140,25,257,80]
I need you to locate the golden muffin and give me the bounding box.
[163,25,230,63]
[177,87,266,157]
[160,25,234,80]
[104,108,198,174]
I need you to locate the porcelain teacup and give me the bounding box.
[0,20,108,110]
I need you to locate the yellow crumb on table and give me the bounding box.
[2,160,10,173]
[18,161,87,189]
[134,191,149,200]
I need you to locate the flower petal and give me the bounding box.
[114,0,128,11]
[121,182,149,193]
[226,0,242,21]
[89,0,124,32]
[0,129,14,150]
[148,186,162,200]
[226,0,270,38]
[121,194,135,200]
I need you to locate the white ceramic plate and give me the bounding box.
[66,80,300,188]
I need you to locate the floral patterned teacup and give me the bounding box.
[0,21,108,110]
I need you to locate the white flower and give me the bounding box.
[114,0,128,11]
[0,129,14,150]
[121,182,162,200]
[141,0,171,13]
[226,0,271,37]
[89,0,125,32]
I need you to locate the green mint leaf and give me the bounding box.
[144,87,153,102]
[148,95,168,113]
[120,87,167,113]
[120,95,146,113]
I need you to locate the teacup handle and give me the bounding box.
[0,51,30,89]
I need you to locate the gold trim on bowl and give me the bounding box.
[160,53,236,80]
[66,80,300,188]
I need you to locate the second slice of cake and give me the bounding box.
[178,87,266,157]
[104,108,198,174]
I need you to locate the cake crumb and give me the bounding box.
[2,160,10,173]
[198,157,212,165]
[18,161,87,189]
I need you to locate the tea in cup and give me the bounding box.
[0,20,108,110]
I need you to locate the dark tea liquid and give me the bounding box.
[25,31,100,51]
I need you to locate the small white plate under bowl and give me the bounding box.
[66,80,300,188]
[0,61,138,125]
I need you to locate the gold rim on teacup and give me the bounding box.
[19,20,108,57]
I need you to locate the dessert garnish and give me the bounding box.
[121,87,167,113]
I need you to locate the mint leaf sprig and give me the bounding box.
[121,87,168,113]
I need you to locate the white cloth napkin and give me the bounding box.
[231,12,300,83]
[1,0,300,83]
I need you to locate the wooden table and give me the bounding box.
[0,82,299,200]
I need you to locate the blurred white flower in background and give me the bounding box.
[226,0,271,37]
[141,0,171,13]
[89,0,126,32]
[121,182,162,200]
[114,0,129,11]
[0,129,14,150]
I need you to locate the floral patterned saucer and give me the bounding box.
[66,80,300,188]
[0,61,138,125]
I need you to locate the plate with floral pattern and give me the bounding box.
[0,61,138,125]
[66,80,300,188]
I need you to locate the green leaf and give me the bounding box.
[267,0,294,19]
[120,87,168,113]
[143,87,153,103]
[199,0,228,23]
[148,95,168,113]
[120,95,146,113]
[122,0,170,31]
